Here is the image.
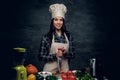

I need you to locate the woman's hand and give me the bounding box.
[58,47,66,54]
[56,49,63,57]
[56,47,66,57]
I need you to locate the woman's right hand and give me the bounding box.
[56,50,63,57]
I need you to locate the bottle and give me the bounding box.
[14,65,27,80]
[12,47,27,80]
[89,58,96,77]
[89,58,99,80]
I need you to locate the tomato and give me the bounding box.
[26,64,38,74]
[66,70,73,75]
[45,72,48,74]
[61,74,68,80]
[69,75,76,80]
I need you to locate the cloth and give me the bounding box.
[43,33,69,73]
[49,3,67,18]
[54,32,67,43]
[38,31,75,69]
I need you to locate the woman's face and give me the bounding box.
[53,17,63,30]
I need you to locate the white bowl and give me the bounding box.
[38,71,52,79]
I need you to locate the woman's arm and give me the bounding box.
[38,35,57,62]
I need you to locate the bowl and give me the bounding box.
[38,71,52,79]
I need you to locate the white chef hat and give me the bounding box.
[49,3,67,19]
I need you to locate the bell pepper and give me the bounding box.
[27,74,36,80]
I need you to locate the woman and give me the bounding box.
[38,3,75,73]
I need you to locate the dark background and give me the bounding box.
[1,0,117,80]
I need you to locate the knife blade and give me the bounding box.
[57,57,62,73]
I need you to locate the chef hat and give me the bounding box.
[49,3,67,19]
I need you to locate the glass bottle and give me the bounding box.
[12,47,27,80]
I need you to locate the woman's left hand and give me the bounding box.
[58,47,66,54]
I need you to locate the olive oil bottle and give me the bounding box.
[12,48,27,80]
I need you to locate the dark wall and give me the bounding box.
[1,0,116,79]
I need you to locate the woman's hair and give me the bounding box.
[46,18,70,44]
[47,18,69,42]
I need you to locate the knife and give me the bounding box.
[57,57,62,73]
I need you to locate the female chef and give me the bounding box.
[38,3,75,73]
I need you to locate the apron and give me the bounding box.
[43,33,69,73]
